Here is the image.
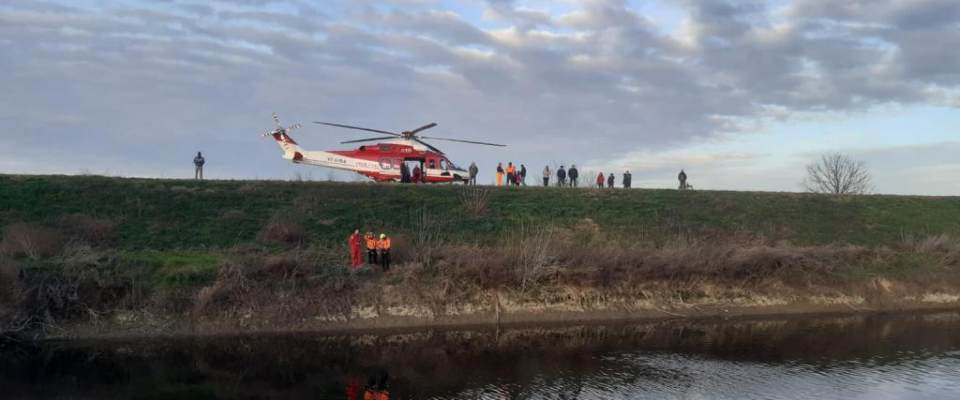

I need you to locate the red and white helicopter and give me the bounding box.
[265,114,505,183]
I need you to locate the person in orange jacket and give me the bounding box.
[377,233,392,271]
[348,229,362,268]
[495,162,504,186]
[364,231,378,265]
[596,172,605,188]
[506,162,516,186]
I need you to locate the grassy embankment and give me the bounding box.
[1,174,960,337]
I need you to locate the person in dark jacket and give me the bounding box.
[596,172,605,188]
[468,162,479,185]
[557,165,567,187]
[519,164,527,186]
[678,169,688,190]
[623,170,632,189]
[400,162,411,183]
[568,165,579,187]
[193,152,205,180]
[607,173,615,188]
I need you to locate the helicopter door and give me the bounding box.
[439,159,450,176]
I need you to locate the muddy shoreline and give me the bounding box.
[47,300,960,340]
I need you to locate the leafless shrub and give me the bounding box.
[459,186,490,216]
[803,152,871,195]
[0,223,63,258]
[58,214,116,246]
[902,234,957,253]
[508,224,557,293]
[257,213,306,246]
[412,208,445,267]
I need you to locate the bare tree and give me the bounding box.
[803,153,871,195]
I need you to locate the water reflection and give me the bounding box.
[2,312,960,399]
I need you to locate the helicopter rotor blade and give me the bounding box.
[412,137,444,153]
[314,122,400,136]
[409,123,437,135]
[340,136,402,144]
[417,136,506,147]
[286,123,302,131]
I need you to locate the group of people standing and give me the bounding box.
[348,230,392,271]
[540,165,632,189]
[494,162,527,186]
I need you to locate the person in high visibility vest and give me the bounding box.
[348,229,362,268]
[506,162,516,186]
[496,162,504,186]
[377,233,392,271]
[364,231,378,265]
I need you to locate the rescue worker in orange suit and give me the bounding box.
[596,172,605,188]
[364,231,378,265]
[506,162,516,186]
[496,162,504,186]
[348,229,362,268]
[377,233,392,272]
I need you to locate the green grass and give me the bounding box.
[2,174,960,252]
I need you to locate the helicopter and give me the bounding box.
[264,114,505,183]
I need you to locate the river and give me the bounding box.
[3,311,960,399]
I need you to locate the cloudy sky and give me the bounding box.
[2,0,959,194]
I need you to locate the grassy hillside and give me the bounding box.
[2,174,959,250]
[2,174,960,336]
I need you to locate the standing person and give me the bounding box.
[377,233,392,272]
[468,162,479,185]
[506,162,516,186]
[568,165,579,187]
[400,162,410,183]
[557,165,567,187]
[542,165,551,187]
[519,164,527,186]
[364,231,378,265]
[348,229,362,268]
[623,170,632,189]
[607,173,615,189]
[412,165,422,183]
[596,172,605,188]
[678,169,688,190]
[193,152,205,180]
[496,163,504,186]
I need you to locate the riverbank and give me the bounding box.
[2,175,960,339]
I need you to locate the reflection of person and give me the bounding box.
[349,229,362,268]
[193,152,205,180]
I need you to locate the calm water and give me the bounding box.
[3,312,960,399]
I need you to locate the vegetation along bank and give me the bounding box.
[1,174,959,338]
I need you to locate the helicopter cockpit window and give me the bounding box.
[379,144,391,151]
[428,159,436,169]
[439,159,448,171]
